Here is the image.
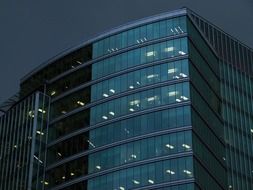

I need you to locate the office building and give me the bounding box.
[0,8,253,190]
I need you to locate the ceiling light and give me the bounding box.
[132,180,140,184]
[166,169,175,175]
[182,144,191,149]
[166,144,174,149]
[36,131,44,135]
[38,108,46,113]
[130,100,140,105]
[77,101,85,106]
[130,154,137,159]
[147,74,158,79]
[110,89,115,93]
[168,91,178,96]
[129,85,134,89]
[146,51,155,56]
[102,116,108,120]
[176,99,181,102]
[70,172,75,176]
[179,73,187,77]
[103,93,109,97]
[148,179,154,184]
[179,51,186,55]
[96,165,101,170]
[50,91,56,96]
[129,108,135,112]
[165,47,174,52]
[183,170,192,175]
[168,68,177,73]
[109,111,115,116]
[180,96,188,101]
[147,96,157,101]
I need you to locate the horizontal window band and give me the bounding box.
[46,152,193,190]
[46,125,193,170]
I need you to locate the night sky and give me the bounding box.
[1,0,253,104]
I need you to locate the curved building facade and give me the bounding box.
[1,7,253,190]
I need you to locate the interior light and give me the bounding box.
[250,129,253,133]
[103,93,109,97]
[136,81,140,85]
[41,181,49,185]
[36,131,44,136]
[165,47,174,52]
[62,176,66,180]
[50,91,56,96]
[132,180,140,184]
[71,65,75,69]
[174,28,179,33]
[166,169,175,175]
[28,111,35,118]
[137,40,140,43]
[77,101,85,106]
[61,110,67,114]
[180,96,188,101]
[176,99,181,102]
[130,154,137,159]
[129,108,135,112]
[129,85,134,89]
[87,140,96,148]
[147,74,158,79]
[223,157,226,161]
[70,172,75,176]
[57,152,62,157]
[38,108,46,114]
[119,187,125,190]
[182,144,191,149]
[96,165,101,170]
[170,29,174,33]
[147,96,156,101]
[124,128,130,134]
[109,111,115,116]
[229,185,232,189]
[44,181,49,185]
[179,73,187,77]
[14,145,17,148]
[148,179,154,184]
[178,26,184,33]
[183,170,192,175]
[34,155,43,164]
[146,51,155,56]
[168,91,178,96]
[173,76,180,79]
[130,100,140,105]
[168,68,177,74]
[76,61,82,65]
[110,89,115,93]
[102,116,108,120]
[166,144,174,149]
[179,51,186,55]
[144,37,147,41]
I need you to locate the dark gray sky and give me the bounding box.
[1,0,253,104]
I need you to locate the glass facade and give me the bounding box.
[1,8,253,190]
[0,92,50,190]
